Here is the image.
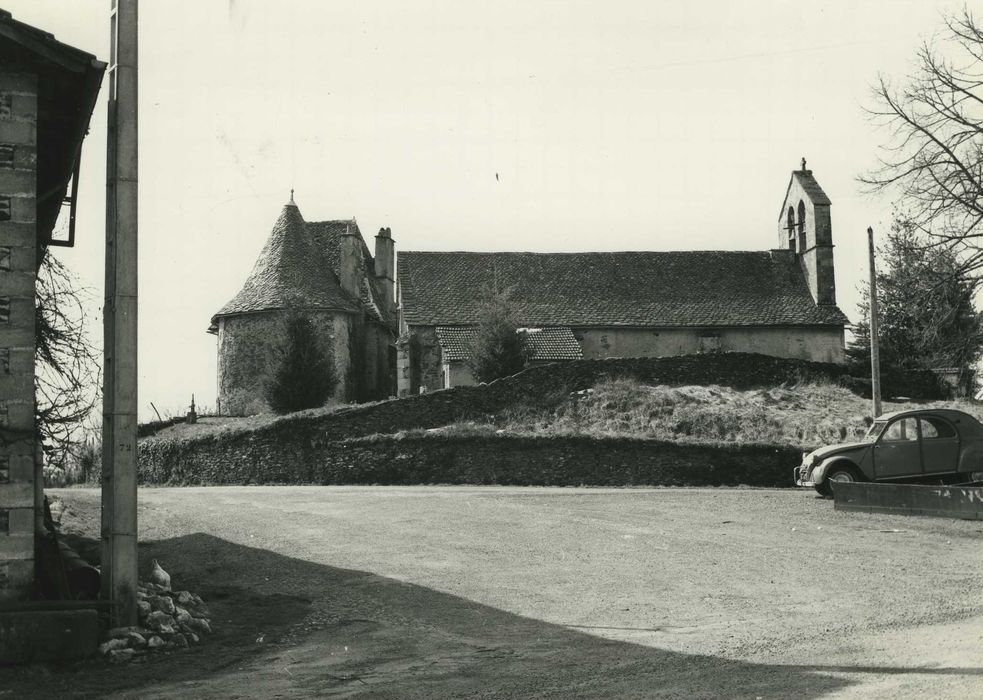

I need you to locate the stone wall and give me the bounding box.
[0,70,37,601]
[574,326,845,365]
[406,322,846,394]
[403,325,442,395]
[140,432,802,487]
[217,309,350,415]
[780,172,836,306]
[143,352,845,477]
[360,321,395,401]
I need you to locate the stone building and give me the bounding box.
[209,195,396,414]
[0,11,104,607]
[397,163,848,394]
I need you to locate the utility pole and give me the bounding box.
[101,0,138,627]
[867,226,882,418]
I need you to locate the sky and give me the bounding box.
[5,0,967,420]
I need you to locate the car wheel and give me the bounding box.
[815,465,858,498]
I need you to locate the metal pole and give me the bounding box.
[867,226,882,418]
[101,0,138,627]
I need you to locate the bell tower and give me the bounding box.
[777,159,836,306]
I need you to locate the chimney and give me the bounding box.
[374,227,395,306]
[339,222,361,299]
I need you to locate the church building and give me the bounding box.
[209,195,397,415]
[396,163,849,395]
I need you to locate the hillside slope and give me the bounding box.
[436,379,981,449]
[155,378,981,451]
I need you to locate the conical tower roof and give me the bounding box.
[211,196,360,323]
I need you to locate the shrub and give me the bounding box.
[467,285,530,382]
[264,314,337,414]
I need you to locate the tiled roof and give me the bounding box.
[436,326,584,362]
[399,251,849,328]
[306,220,395,327]
[211,204,396,329]
[212,203,359,322]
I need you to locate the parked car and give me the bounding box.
[795,408,983,496]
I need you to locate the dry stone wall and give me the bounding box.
[140,352,833,486]
[140,433,801,487]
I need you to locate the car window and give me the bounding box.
[920,417,956,439]
[864,421,886,442]
[883,417,919,442]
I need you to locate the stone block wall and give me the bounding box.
[405,322,846,394]
[140,431,802,488]
[0,71,37,601]
[140,352,848,486]
[217,309,350,415]
[574,326,845,365]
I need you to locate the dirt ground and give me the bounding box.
[2,486,982,698]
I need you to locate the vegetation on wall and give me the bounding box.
[264,313,337,414]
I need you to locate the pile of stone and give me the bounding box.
[98,576,212,663]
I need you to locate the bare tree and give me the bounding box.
[35,253,101,471]
[862,8,983,275]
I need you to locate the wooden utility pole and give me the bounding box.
[867,226,882,418]
[101,0,139,627]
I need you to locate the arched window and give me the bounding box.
[787,207,796,250]
[797,200,807,252]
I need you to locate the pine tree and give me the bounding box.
[847,218,983,389]
[264,314,337,414]
[466,285,529,383]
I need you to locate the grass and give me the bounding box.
[143,378,983,451]
[441,378,983,449]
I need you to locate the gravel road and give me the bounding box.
[13,486,983,698]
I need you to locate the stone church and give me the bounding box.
[396,163,849,394]
[209,195,397,415]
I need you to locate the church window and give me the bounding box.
[787,207,795,250]
[797,200,807,252]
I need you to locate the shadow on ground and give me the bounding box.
[2,532,856,699]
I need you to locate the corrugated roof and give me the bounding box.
[436,326,584,362]
[399,251,849,328]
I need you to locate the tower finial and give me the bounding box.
[289,188,295,205]
[801,157,807,171]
